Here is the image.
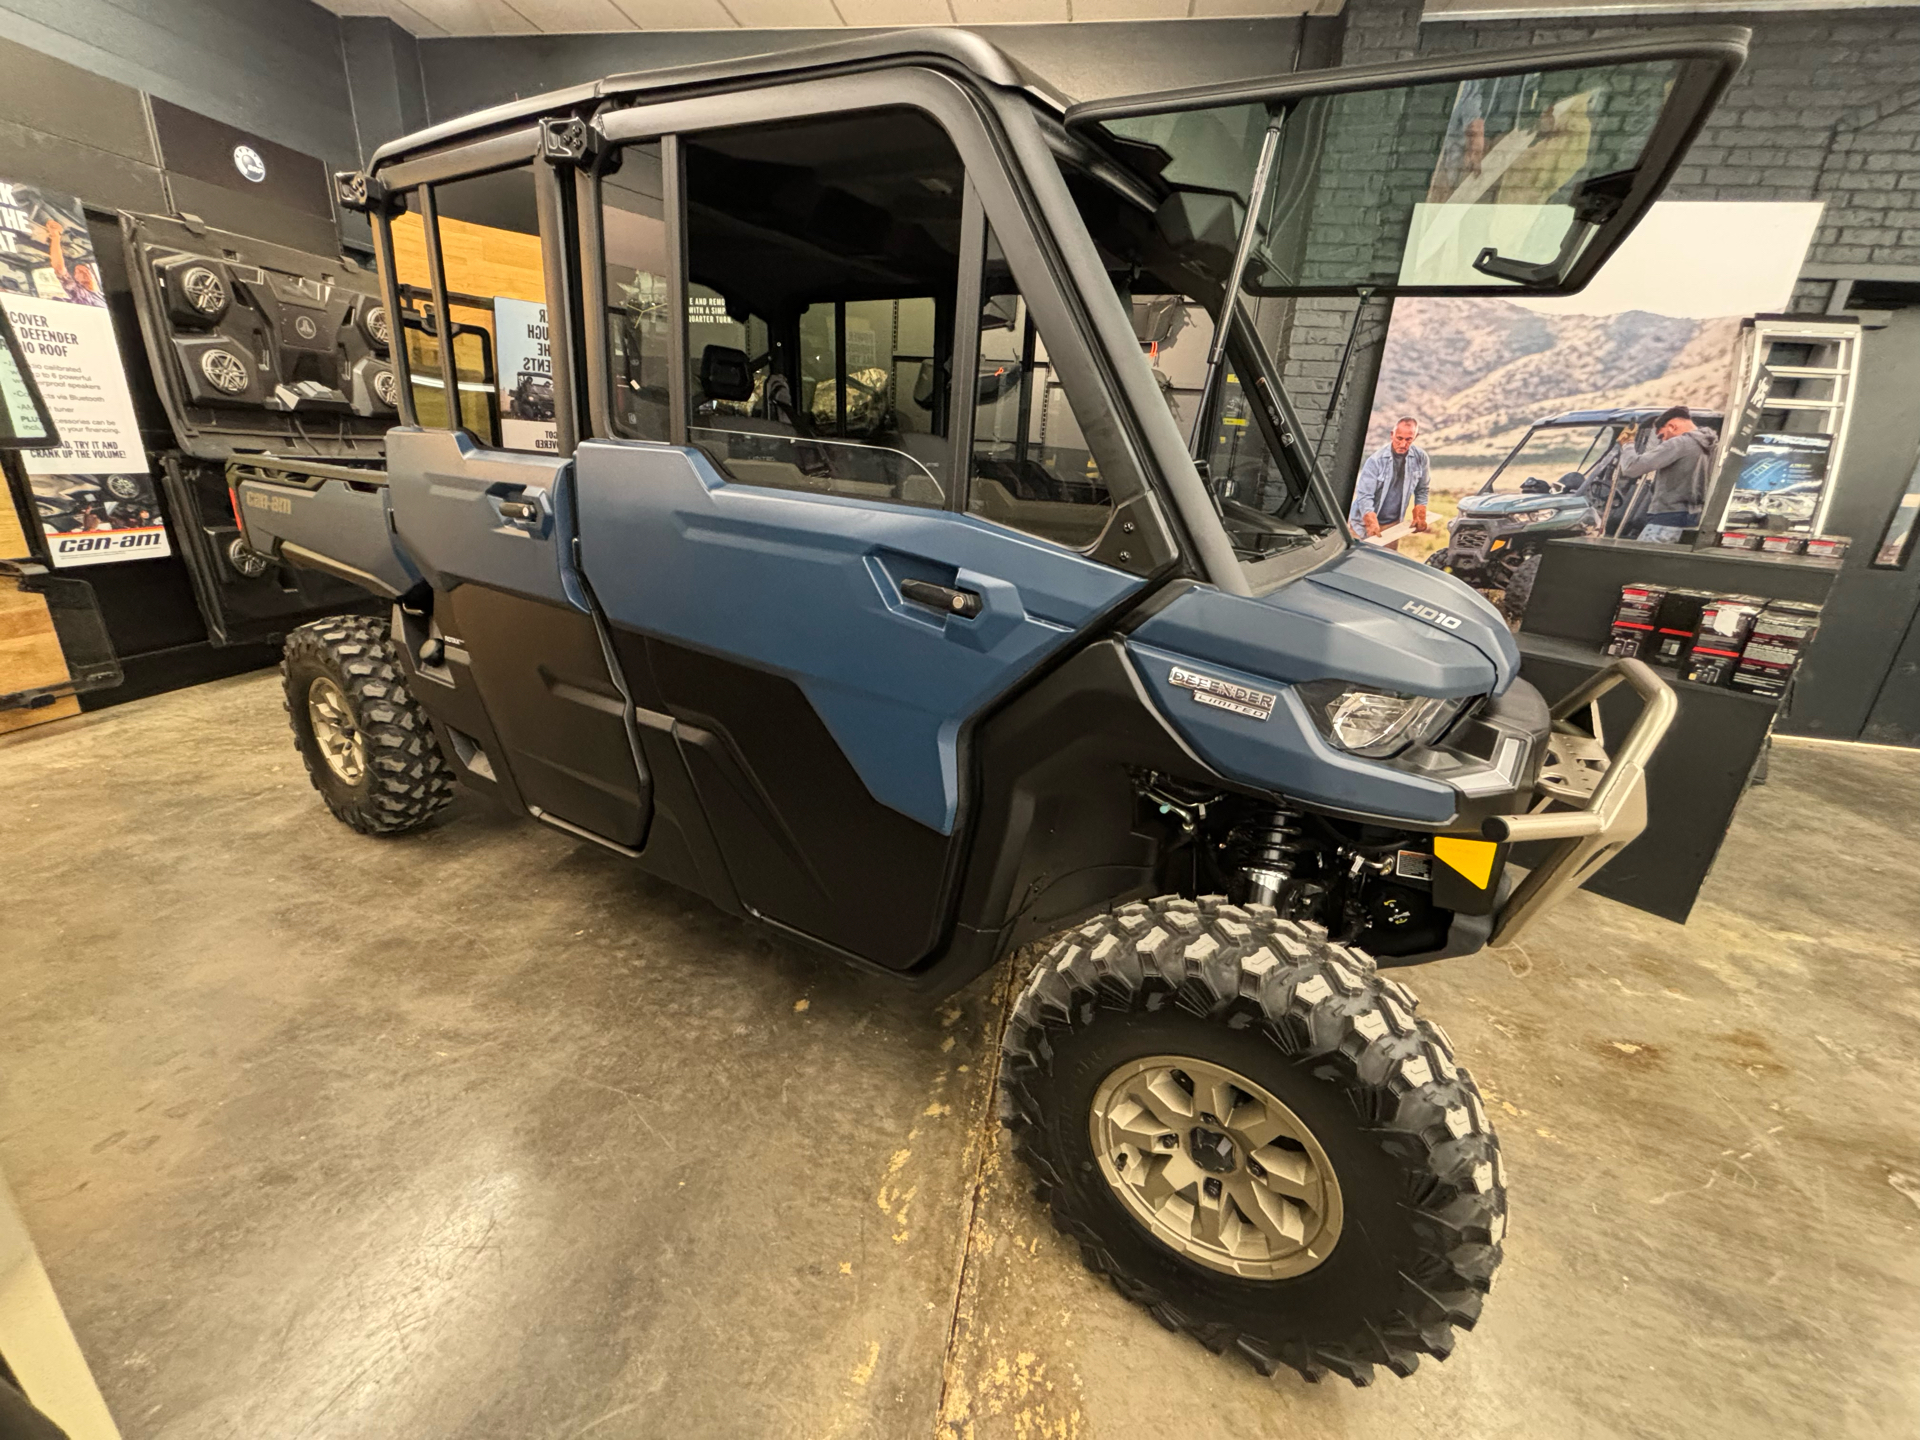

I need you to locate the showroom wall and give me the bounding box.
[0,0,360,172]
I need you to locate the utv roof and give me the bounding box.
[1540,407,1727,425]
[368,28,1062,172]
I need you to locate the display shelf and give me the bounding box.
[1515,633,1780,926]
[1517,631,1780,710]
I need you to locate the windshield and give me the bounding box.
[1095,57,1679,298]
[1485,423,1619,493]
[1066,152,1353,583]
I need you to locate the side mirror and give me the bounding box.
[0,307,61,451]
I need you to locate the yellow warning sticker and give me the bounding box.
[1433,836,1497,889]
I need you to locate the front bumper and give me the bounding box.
[1470,658,1676,946]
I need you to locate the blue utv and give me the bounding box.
[1431,406,1726,620]
[211,27,1740,1385]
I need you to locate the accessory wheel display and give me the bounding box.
[372,368,400,408]
[282,615,454,835]
[1001,895,1506,1385]
[227,537,272,578]
[200,348,251,395]
[181,264,229,319]
[359,302,391,350]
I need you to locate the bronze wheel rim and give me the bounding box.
[307,676,367,785]
[1089,1054,1344,1280]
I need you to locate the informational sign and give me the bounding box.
[493,296,557,454]
[1726,432,1832,532]
[0,179,169,567]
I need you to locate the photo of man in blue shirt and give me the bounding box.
[1350,417,1432,544]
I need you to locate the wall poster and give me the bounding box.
[0,179,167,568]
[1362,200,1822,624]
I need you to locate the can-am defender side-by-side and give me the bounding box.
[1430,407,1726,621]
[190,30,1738,1384]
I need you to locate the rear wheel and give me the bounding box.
[1000,895,1505,1384]
[282,615,454,835]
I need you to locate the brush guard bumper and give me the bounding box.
[1478,658,1677,948]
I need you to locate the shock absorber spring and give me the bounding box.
[1240,804,1310,911]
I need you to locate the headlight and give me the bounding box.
[1297,681,1468,758]
[1513,508,1559,524]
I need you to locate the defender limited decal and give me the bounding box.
[1169,666,1276,721]
[1401,600,1462,631]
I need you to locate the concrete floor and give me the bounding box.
[1,672,1917,1440]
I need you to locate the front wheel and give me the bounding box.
[1000,895,1505,1385]
[282,615,454,835]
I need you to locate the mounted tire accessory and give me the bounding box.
[358,302,390,352]
[1001,894,1505,1385]
[182,266,228,318]
[160,261,232,328]
[282,615,455,836]
[200,348,251,396]
[372,368,400,409]
[227,538,272,578]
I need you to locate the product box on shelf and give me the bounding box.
[1760,533,1807,556]
[1731,601,1823,700]
[1606,582,1667,659]
[1804,536,1850,561]
[1683,597,1767,687]
[1716,530,1765,550]
[1650,588,1716,669]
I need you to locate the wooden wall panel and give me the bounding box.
[0,490,80,735]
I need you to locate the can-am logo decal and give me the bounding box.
[1401,600,1462,631]
[243,490,293,515]
[1169,666,1276,721]
[233,145,267,183]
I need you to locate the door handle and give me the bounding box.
[499,498,540,523]
[899,578,982,619]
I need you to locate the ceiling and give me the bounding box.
[312,0,1915,39]
[312,0,1338,38]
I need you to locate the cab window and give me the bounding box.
[389,164,553,453]
[679,108,963,509]
[600,141,673,442]
[967,227,1111,549]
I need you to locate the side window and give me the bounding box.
[389,164,552,452]
[967,229,1112,549]
[681,109,964,510]
[600,142,672,442]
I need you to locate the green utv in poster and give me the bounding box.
[0,179,169,567]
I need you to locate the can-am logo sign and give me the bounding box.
[233,145,267,183]
[1401,600,1462,631]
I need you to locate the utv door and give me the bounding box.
[379,149,650,848]
[570,77,1176,970]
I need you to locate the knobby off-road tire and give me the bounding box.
[1499,552,1541,624]
[1000,895,1507,1385]
[282,615,454,836]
